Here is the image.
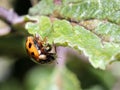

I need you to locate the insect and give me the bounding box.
[25,34,56,64]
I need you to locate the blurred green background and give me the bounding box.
[0,0,120,90]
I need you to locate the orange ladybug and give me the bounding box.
[25,34,56,64]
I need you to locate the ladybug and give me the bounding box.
[25,34,56,64]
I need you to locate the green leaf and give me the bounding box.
[29,0,55,15]
[94,22,120,43]
[25,0,120,69]
[25,16,120,69]
[29,0,120,24]
[25,66,81,90]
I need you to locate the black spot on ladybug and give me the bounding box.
[31,52,34,56]
[29,43,32,48]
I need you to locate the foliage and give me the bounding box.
[0,0,120,90]
[25,66,81,90]
[26,0,120,69]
